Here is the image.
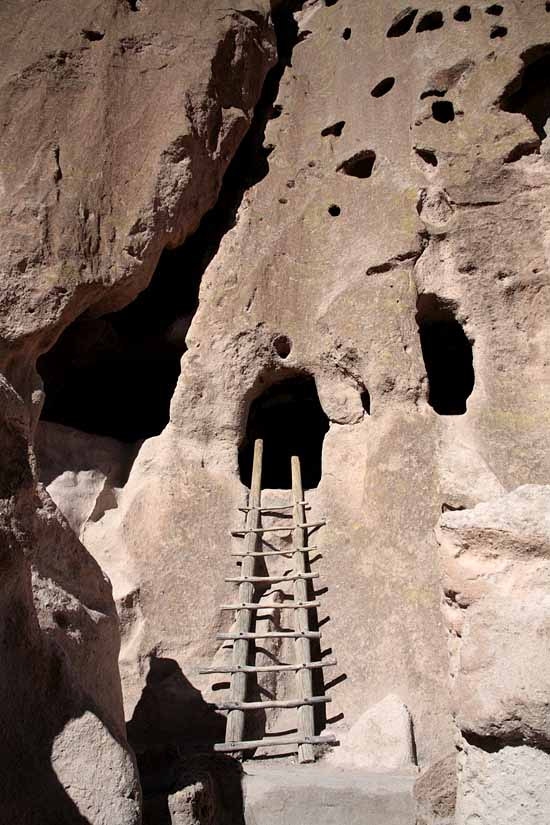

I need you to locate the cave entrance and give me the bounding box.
[38,241,203,443]
[416,295,474,415]
[239,376,329,489]
[500,49,550,142]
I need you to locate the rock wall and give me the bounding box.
[2,0,550,822]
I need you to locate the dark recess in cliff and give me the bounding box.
[239,376,329,489]
[39,2,304,444]
[416,295,474,415]
[500,47,550,141]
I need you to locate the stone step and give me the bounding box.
[243,765,416,825]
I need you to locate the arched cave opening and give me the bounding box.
[416,295,474,415]
[38,239,204,443]
[239,376,329,490]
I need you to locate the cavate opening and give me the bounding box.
[342,27,352,40]
[371,77,396,98]
[328,204,341,216]
[39,0,305,445]
[239,376,329,489]
[415,147,438,167]
[273,334,292,359]
[337,150,376,178]
[490,25,507,38]
[321,120,345,137]
[416,294,474,415]
[361,389,371,415]
[454,5,471,22]
[500,48,550,141]
[416,11,444,31]
[485,3,503,14]
[38,243,202,442]
[387,8,418,37]
[432,100,455,122]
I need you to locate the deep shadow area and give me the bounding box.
[39,1,304,443]
[239,376,329,489]
[416,295,474,415]
[500,48,550,141]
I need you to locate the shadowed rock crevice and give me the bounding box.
[500,47,550,142]
[38,2,305,445]
[239,375,329,489]
[416,294,474,415]
[387,8,418,37]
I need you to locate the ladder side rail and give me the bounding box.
[291,455,316,763]
[225,438,263,747]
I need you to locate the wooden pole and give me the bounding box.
[291,455,316,763]
[225,438,263,751]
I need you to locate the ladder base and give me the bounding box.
[214,734,337,753]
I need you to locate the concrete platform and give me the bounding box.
[242,763,416,825]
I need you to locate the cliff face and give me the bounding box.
[2,1,550,823]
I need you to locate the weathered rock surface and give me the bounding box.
[413,753,456,825]
[2,0,550,823]
[437,485,550,822]
[327,694,417,773]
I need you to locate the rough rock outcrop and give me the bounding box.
[437,485,550,823]
[2,0,550,822]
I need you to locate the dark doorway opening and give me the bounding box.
[416,295,474,415]
[239,376,329,489]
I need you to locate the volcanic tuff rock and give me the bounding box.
[2,0,550,823]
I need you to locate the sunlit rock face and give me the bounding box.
[2,0,550,822]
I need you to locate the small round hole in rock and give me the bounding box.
[485,3,503,14]
[490,25,507,37]
[416,11,444,31]
[53,611,70,630]
[273,335,292,359]
[371,77,396,98]
[342,27,351,40]
[415,147,438,167]
[321,121,345,137]
[454,5,471,21]
[337,150,376,178]
[387,8,418,37]
[81,29,105,41]
[432,100,455,122]
[328,204,341,216]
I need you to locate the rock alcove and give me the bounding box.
[239,375,329,489]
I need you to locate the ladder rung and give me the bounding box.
[214,696,331,711]
[199,658,337,675]
[239,503,308,512]
[231,546,317,557]
[224,573,319,584]
[220,601,320,610]
[231,521,326,536]
[214,734,337,752]
[216,630,321,640]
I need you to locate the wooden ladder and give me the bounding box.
[201,438,337,762]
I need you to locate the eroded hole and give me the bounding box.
[360,389,371,415]
[490,25,507,37]
[387,8,418,37]
[273,334,292,359]
[420,88,446,100]
[328,204,341,216]
[454,5,471,21]
[415,147,438,167]
[337,150,376,178]
[321,121,345,137]
[342,27,352,39]
[239,376,329,489]
[81,29,105,41]
[485,3,503,14]
[371,77,396,98]
[416,11,444,31]
[432,100,455,122]
[416,294,474,415]
[53,611,70,630]
[500,48,550,141]
[325,0,339,6]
